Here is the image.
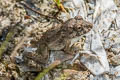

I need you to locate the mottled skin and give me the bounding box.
[38,16,93,62]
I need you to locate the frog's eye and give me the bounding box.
[74,16,83,20]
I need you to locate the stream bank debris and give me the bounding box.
[0,0,120,80]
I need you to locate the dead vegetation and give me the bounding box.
[0,0,120,80]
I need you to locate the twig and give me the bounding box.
[21,2,63,23]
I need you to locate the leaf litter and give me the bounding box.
[0,0,120,80]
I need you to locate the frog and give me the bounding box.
[36,16,93,63]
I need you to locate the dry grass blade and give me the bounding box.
[34,60,61,80]
[10,35,28,62]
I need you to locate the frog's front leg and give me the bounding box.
[63,40,74,55]
[64,36,86,55]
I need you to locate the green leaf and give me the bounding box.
[54,0,61,7]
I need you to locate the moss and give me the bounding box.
[0,29,14,59]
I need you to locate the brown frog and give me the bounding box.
[36,16,93,63]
